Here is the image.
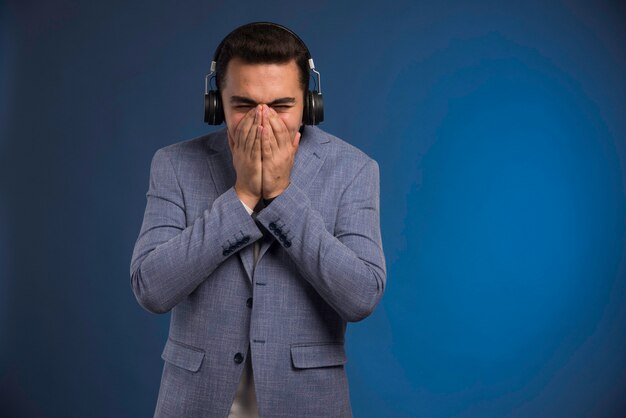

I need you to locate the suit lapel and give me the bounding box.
[205,132,236,196]
[205,127,330,282]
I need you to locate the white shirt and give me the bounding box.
[228,199,260,418]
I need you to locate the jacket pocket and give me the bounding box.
[161,338,205,372]
[290,342,347,369]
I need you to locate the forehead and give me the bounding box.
[222,57,302,101]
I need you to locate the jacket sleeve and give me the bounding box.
[129,148,263,314]
[253,158,387,322]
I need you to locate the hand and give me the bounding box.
[260,105,301,199]
[228,105,263,209]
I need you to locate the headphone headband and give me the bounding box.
[212,22,312,64]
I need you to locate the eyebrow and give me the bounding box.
[230,96,296,106]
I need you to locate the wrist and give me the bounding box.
[264,182,290,200]
[234,186,260,209]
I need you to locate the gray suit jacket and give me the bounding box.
[130,126,386,417]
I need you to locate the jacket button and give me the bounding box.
[234,352,244,364]
[242,236,250,244]
[246,297,253,308]
[223,249,231,256]
[284,240,292,248]
[269,222,277,231]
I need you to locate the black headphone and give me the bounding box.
[204,22,324,126]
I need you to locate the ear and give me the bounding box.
[293,131,302,148]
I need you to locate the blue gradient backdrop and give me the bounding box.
[1,1,625,417]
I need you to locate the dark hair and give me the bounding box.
[215,23,310,94]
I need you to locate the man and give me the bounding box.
[130,22,386,417]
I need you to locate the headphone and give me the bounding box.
[204,22,324,126]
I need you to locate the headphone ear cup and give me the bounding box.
[311,90,323,125]
[204,90,224,125]
[303,90,324,125]
[303,90,312,125]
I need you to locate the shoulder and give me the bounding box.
[307,126,379,174]
[151,129,226,167]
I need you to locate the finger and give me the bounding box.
[261,110,274,158]
[234,107,257,148]
[263,105,279,151]
[266,106,288,150]
[253,125,263,159]
[254,104,264,156]
[244,106,261,154]
[245,106,260,152]
[228,130,235,150]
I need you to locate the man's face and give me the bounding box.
[221,57,304,142]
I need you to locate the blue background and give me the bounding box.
[1,0,625,417]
